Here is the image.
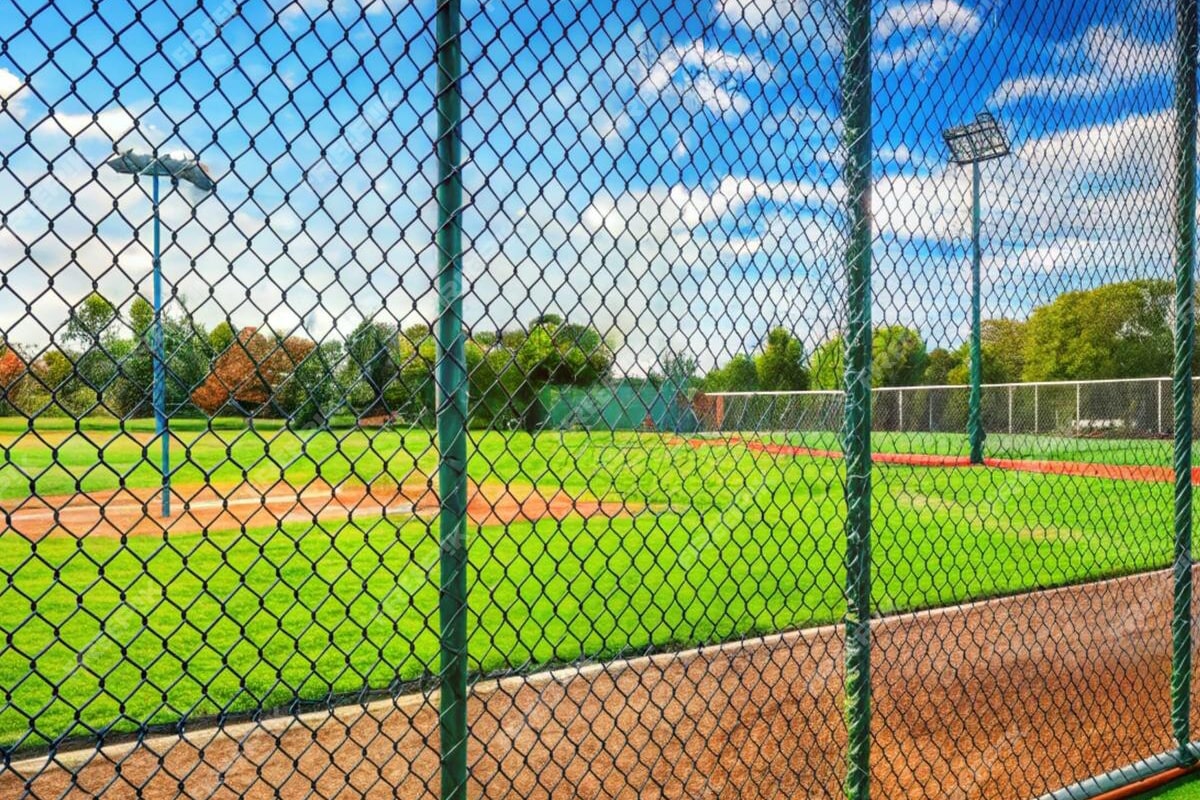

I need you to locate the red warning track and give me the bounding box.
[679,437,1200,485]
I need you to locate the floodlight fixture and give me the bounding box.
[105,149,216,191]
[942,111,1011,166]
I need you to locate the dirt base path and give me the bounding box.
[0,481,637,539]
[682,436,1199,485]
[1,569,1187,799]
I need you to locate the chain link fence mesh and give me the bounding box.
[0,0,1198,798]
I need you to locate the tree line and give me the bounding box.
[693,278,1182,392]
[0,295,615,430]
[0,278,1182,425]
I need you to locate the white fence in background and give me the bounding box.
[699,377,1185,437]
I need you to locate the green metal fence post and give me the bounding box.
[968,160,984,465]
[1172,0,1198,758]
[842,0,873,794]
[435,0,470,796]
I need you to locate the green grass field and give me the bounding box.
[1140,774,1200,798]
[768,429,1172,466]
[0,420,1180,750]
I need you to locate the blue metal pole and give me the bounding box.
[151,173,170,517]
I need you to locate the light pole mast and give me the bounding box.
[105,149,216,516]
[942,112,1010,465]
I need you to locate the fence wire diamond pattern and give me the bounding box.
[0,1,1198,799]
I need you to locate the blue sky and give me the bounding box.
[0,0,1181,372]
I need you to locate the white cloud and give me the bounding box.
[581,175,837,239]
[715,0,799,36]
[713,0,840,58]
[879,143,913,165]
[992,25,1170,104]
[276,0,396,25]
[0,67,29,119]
[875,0,983,69]
[458,172,847,373]
[638,39,770,120]
[588,107,633,145]
[43,107,137,141]
[877,0,981,39]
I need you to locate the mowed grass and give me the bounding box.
[0,419,439,500]
[767,430,1172,466]
[1138,775,1200,799]
[0,427,1180,750]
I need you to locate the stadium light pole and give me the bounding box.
[942,112,1010,465]
[104,149,216,517]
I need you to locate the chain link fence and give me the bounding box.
[700,377,1191,441]
[0,0,1198,798]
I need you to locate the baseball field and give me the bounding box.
[0,417,1177,755]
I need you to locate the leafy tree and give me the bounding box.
[809,338,844,390]
[36,349,76,400]
[64,293,122,408]
[656,349,698,390]
[191,327,316,416]
[702,354,759,392]
[873,325,927,387]
[342,319,400,417]
[398,331,508,425]
[20,348,79,415]
[130,297,154,336]
[754,328,809,391]
[947,319,1027,385]
[113,297,212,417]
[810,325,928,389]
[1022,279,1173,381]
[394,316,614,429]
[515,319,613,388]
[65,293,119,346]
[208,320,236,356]
[274,340,345,426]
[0,346,28,414]
[923,348,960,385]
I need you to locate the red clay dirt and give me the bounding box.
[1,568,1190,799]
[679,436,1200,484]
[0,481,636,539]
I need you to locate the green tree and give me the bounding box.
[208,320,236,356]
[873,325,927,387]
[656,349,698,390]
[515,319,613,388]
[702,354,759,392]
[65,293,119,346]
[1022,279,1173,381]
[398,332,512,426]
[112,297,211,417]
[810,325,927,389]
[947,319,1027,385]
[275,340,344,426]
[62,293,123,411]
[924,347,961,385]
[754,328,809,391]
[809,338,843,390]
[343,319,400,417]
